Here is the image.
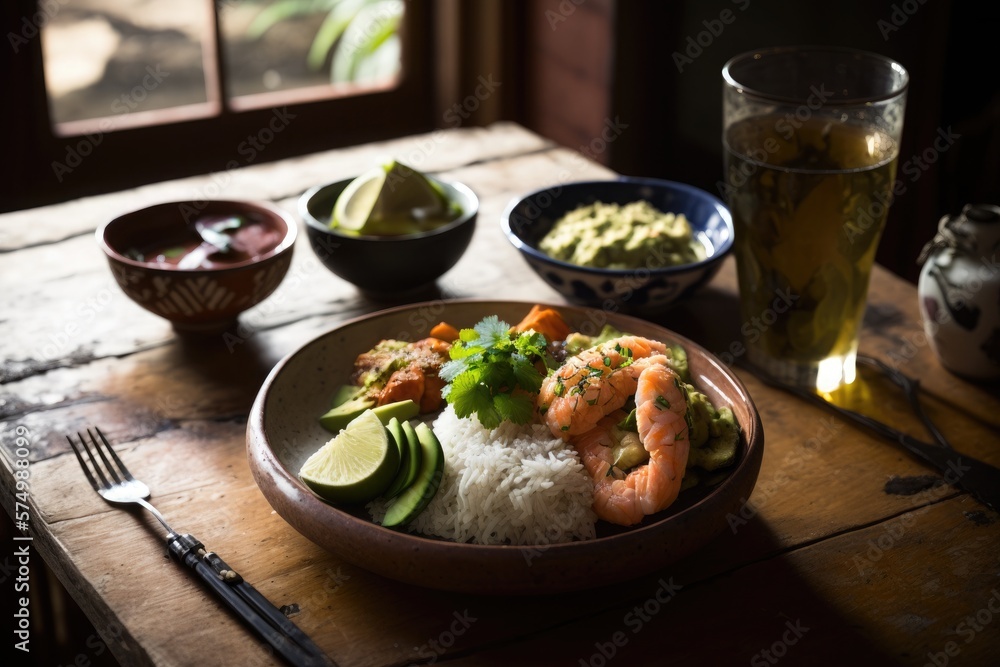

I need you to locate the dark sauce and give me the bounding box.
[126,215,284,269]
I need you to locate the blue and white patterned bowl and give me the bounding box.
[501,178,734,310]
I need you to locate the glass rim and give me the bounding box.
[722,45,909,106]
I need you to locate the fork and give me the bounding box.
[68,427,335,667]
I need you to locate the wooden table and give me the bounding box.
[2,123,999,666]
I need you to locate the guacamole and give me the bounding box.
[539,200,705,269]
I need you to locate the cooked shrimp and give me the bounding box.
[538,335,668,438]
[573,363,690,525]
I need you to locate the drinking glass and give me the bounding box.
[721,47,908,391]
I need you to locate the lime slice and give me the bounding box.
[300,410,400,504]
[330,160,454,235]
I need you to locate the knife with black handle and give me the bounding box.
[750,356,1000,513]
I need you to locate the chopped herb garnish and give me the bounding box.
[603,356,612,367]
[440,315,554,429]
[617,408,637,432]
[614,343,634,367]
[656,395,670,410]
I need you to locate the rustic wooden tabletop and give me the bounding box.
[2,123,998,667]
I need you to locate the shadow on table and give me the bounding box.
[348,517,905,666]
[168,323,281,406]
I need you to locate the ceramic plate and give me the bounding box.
[246,300,763,594]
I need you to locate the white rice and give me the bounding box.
[369,405,596,545]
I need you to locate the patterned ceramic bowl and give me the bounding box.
[501,178,733,310]
[98,200,296,332]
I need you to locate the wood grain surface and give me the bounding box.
[1,123,998,667]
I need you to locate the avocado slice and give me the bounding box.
[687,407,739,471]
[330,384,366,409]
[319,399,418,434]
[385,417,406,457]
[667,345,691,383]
[383,418,420,499]
[382,422,444,527]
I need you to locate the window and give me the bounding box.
[2,0,435,211]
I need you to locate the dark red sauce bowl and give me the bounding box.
[98,200,296,332]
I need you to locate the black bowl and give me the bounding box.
[299,178,478,296]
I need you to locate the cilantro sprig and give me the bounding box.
[439,316,553,429]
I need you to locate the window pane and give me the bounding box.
[220,0,404,99]
[41,0,211,126]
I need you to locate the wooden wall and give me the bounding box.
[519,0,615,164]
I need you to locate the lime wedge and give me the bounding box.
[332,166,385,232]
[330,160,456,236]
[299,410,400,504]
